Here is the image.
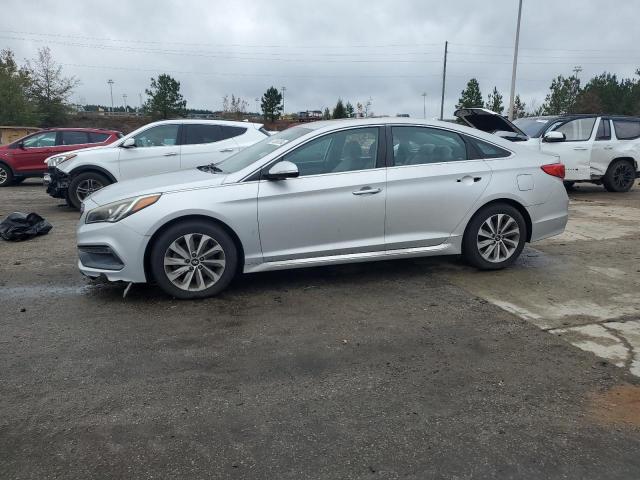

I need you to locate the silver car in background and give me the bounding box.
[76,118,569,299]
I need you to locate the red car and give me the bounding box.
[0,128,122,187]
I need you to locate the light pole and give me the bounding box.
[122,94,128,112]
[107,79,114,112]
[508,0,523,121]
[281,86,286,115]
[421,92,427,118]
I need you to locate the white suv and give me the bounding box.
[456,109,640,192]
[44,119,268,208]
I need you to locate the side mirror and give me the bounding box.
[543,131,566,143]
[121,137,136,148]
[264,160,299,180]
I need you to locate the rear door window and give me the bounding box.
[391,126,468,166]
[89,132,111,143]
[468,137,511,158]
[183,124,223,145]
[613,119,640,140]
[220,126,247,140]
[61,131,90,145]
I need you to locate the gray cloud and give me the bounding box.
[1,0,639,118]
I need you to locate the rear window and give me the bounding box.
[220,126,247,140]
[613,119,640,140]
[61,131,90,145]
[89,132,110,143]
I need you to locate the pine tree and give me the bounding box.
[457,78,483,108]
[345,102,355,118]
[485,86,504,114]
[143,74,187,120]
[513,94,526,119]
[332,98,347,119]
[322,107,331,120]
[542,75,581,115]
[260,86,283,122]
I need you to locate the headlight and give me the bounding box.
[46,153,76,167]
[85,194,161,224]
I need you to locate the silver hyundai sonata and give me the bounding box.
[77,118,569,299]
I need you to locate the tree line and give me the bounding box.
[456,69,640,118]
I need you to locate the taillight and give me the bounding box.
[541,163,565,179]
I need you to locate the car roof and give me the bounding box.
[149,119,264,128]
[41,127,121,133]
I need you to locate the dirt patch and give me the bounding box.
[589,384,640,427]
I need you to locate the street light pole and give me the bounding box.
[421,92,427,118]
[439,41,448,120]
[107,79,114,112]
[281,86,286,115]
[508,0,523,121]
[122,94,128,112]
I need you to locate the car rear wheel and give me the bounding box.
[150,220,238,299]
[67,172,111,209]
[0,164,14,187]
[462,203,526,270]
[602,159,635,192]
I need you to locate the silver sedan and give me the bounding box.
[77,118,569,299]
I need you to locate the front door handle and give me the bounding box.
[456,176,482,183]
[163,152,178,156]
[573,147,588,151]
[352,186,382,195]
[220,148,234,153]
[604,146,614,150]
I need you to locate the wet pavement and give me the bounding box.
[1,180,640,479]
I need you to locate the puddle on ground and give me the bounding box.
[0,283,101,298]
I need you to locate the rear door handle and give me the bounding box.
[352,187,382,195]
[456,176,482,183]
[573,147,588,151]
[163,152,178,156]
[220,148,234,153]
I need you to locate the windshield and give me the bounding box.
[216,126,312,173]
[513,117,556,138]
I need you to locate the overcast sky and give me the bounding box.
[2,0,639,118]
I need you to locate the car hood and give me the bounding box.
[88,168,229,206]
[47,144,115,167]
[454,108,529,141]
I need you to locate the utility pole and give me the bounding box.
[107,79,114,112]
[421,92,427,118]
[439,41,448,120]
[572,65,582,79]
[281,86,286,115]
[508,0,523,121]
[139,93,143,110]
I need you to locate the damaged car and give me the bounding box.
[455,108,640,192]
[76,118,568,299]
[44,119,268,209]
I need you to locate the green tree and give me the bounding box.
[485,86,504,114]
[457,78,483,108]
[0,49,36,125]
[542,74,581,115]
[143,74,186,119]
[332,98,347,119]
[513,94,526,119]
[261,86,283,122]
[573,72,640,115]
[25,47,78,126]
[345,101,355,118]
[322,107,331,120]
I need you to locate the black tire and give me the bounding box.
[13,177,26,184]
[150,220,238,299]
[563,181,575,191]
[462,203,527,270]
[67,171,111,209]
[0,163,14,187]
[602,159,636,193]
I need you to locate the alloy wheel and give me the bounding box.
[0,167,7,185]
[477,213,521,263]
[613,162,634,190]
[163,233,226,291]
[75,178,104,201]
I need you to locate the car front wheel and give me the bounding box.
[67,172,111,209]
[150,220,238,299]
[462,203,526,270]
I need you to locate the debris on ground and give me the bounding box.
[0,212,52,241]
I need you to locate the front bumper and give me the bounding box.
[45,167,70,199]
[77,200,150,283]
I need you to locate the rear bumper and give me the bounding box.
[45,167,69,199]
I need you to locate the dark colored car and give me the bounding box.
[0,128,122,187]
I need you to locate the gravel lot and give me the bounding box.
[1,180,640,479]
